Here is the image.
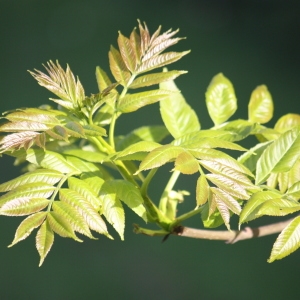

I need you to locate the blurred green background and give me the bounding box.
[1,0,300,299]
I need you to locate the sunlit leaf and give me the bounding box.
[196,175,209,206]
[68,177,103,210]
[220,119,257,141]
[22,149,80,174]
[8,211,47,247]
[117,89,175,113]
[205,73,237,126]
[59,189,111,238]
[101,180,147,221]
[65,156,100,173]
[0,182,55,207]
[268,216,300,262]
[0,197,49,216]
[136,145,184,173]
[80,172,105,196]
[116,125,168,151]
[174,151,199,174]
[286,181,300,200]
[274,114,300,133]
[160,74,200,138]
[0,169,63,192]
[256,127,300,184]
[36,219,54,267]
[63,149,107,163]
[52,201,95,238]
[95,66,113,92]
[100,188,125,240]
[115,141,161,160]
[82,124,106,137]
[47,211,82,241]
[129,70,187,89]
[248,85,273,124]
[239,191,281,225]
[109,45,131,86]
[214,194,231,230]
[118,32,136,72]
[130,28,141,66]
[205,174,249,199]
[136,51,190,74]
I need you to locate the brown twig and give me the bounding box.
[174,218,293,243]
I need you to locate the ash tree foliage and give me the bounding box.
[1,21,300,266]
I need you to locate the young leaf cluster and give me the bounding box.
[1,20,300,265]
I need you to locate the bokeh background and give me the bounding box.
[1,0,300,299]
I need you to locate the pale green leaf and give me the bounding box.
[8,211,47,247]
[80,172,105,195]
[23,149,80,174]
[248,85,273,124]
[0,121,50,132]
[82,124,106,137]
[136,145,184,173]
[237,141,272,173]
[136,51,190,74]
[64,122,86,138]
[196,175,209,206]
[159,75,200,138]
[36,219,54,267]
[129,70,187,89]
[52,201,95,239]
[211,187,241,215]
[116,125,168,151]
[205,73,237,126]
[201,204,224,228]
[46,126,68,141]
[129,28,141,66]
[256,198,300,217]
[68,177,103,210]
[95,66,113,92]
[65,156,100,173]
[101,180,147,221]
[220,119,257,141]
[256,127,300,184]
[174,151,199,174]
[117,89,175,113]
[239,191,281,225]
[118,32,136,72]
[115,141,161,160]
[100,189,125,240]
[47,211,82,241]
[274,114,300,133]
[268,216,300,262]
[0,197,49,216]
[0,169,63,192]
[205,174,249,199]
[0,182,55,207]
[286,181,300,199]
[214,195,231,230]
[63,149,107,163]
[59,189,111,238]
[109,45,131,86]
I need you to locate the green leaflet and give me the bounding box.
[129,70,187,89]
[100,180,147,222]
[248,85,273,124]
[286,181,300,200]
[109,45,131,86]
[19,149,80,174]
[65,156,101,173]
[8,211,47,247]
[136,145,184,173]
[82,124,106,137]
[63,149,107,163]
[118,31,136,73]
[95,66,113,92]
[117,90,175,113]
[256,127,300,185]
[114,141,161,160]
[68,177,103,210]
[80,172,105,196]
[238,141,272,173]
[47,211,82,242]
[274,113,300,133]
[0,182,55,207]
[196,175,209,206]
[0,169,63,192]
[136,51,190,74]
[0,197,49,216]
[268,216,300,262]
[173,151,199,175]
[239,191,281,225]
[100,187,125,240]
[205,73,237,126]
[52,201,95,239]
[36,219,54,267]
[201,202,225,229]
[116,125,168,151]
[220,119,257,141]
[159,74,200,138]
